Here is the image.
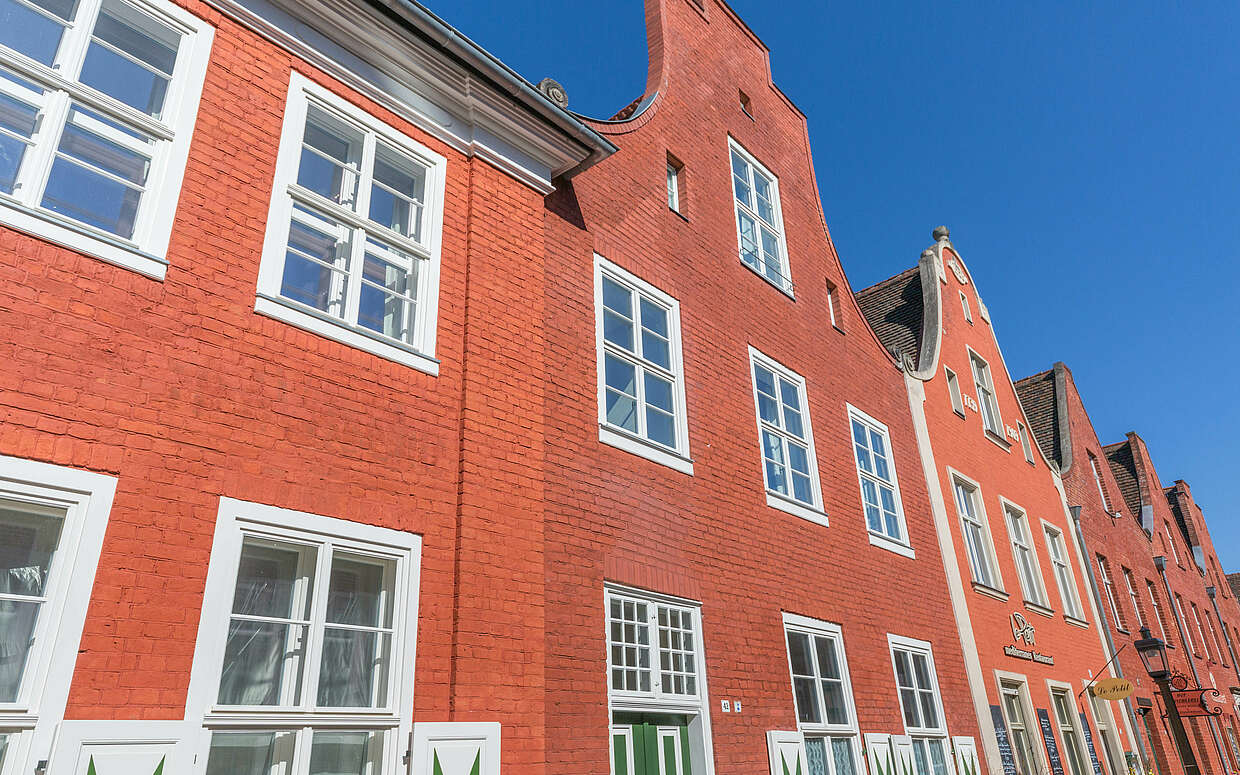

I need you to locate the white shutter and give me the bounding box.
[864,733,895,775]
[892,735,916,775]
[767,730,808,775]
[953,736,981,775]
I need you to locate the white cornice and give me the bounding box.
[205,0,597,193]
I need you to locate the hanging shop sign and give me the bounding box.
[1168,688,1226,718]
[1089,678,1134,701]
[1004,612,1055,665]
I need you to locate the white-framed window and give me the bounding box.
[944,367,965,417]
[1043,523,1084,620]
[0,455,115,775]
[666,158,681,212]
[826,280,841,330]
[595,255,692,474]
[606,585,713,775]
[998,678,1042,775]
[729,138,791,295]
[1191,603,1212,661]
[1096,555,1125,631]
[888,635,950,775]
[782,614,862,775]
[951,474,1001,592]
[1147,581,1168,641]
[749,348,824,524]
[847,405,910,556]
[959,292,972,323]
[1002,501,1046,607]
[968,350,1003,437]
[0,0,212,279]
[1049,685,1090,775]
[1173,594,1196,655]
[255,71,447,375]
[1207,612,1228,667]
[1017,423,1035,464]
[1086,686,1126,775]
[1164,523,1182,565]
[1121,569,1144,630]
[183,498,421,775]
[1088,453,1112,512]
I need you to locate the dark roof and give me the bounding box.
[1103,441,1142,516]
[856,267,923,363]
[1164,486,1193,545]
[1227,573,1240,600]
[1014,370,1060,466]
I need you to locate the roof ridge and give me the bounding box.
[857,265,919,297]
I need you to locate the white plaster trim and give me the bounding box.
[903,377,1001,774]
[868,531,915,559]
[766,491,829,527]
[45,720,195,775]
[599,425,694,475]
[411,722,500,775]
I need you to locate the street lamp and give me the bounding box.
[1134,627,1201,775]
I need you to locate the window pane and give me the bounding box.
[42,112,152,238]
[300,111,360,205]
[794,676,820,723]
[919,690,939,728]
[326,554,394,628]
[926,739,948,775]
[832,738,858,775]
[0,498,65,598]
[358,245,417,343]
[0,600,38,700]
[787,631,813,675]
[0,86,39,194]
[604,355,638,432]
[218,619,306,705]
[822,680,848,724]
[900,686,920,727]
[206,731,296,775]
[869,430,890,479]
[232,540,314,619]
[639,297,668,337]
[0,0,75,66]
[281,211,349,314]
[804,738,827,775]
[645,406,675,449]
[738,209,759,268]
[754,364,778,418]
[369,145,425,240]
[762,430,788,495]
[754,175,774,222]
[893,650,912,687]
[640,329,670,370]
[309,730,384,775]
[813,636,840,678]
[317,628,390,707]
[80,0,180,117]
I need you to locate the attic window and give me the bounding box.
[826,280,842,330]
[739,90,753,119]
[666,152,684,214]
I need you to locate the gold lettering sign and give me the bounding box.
[1090,678,1135,701]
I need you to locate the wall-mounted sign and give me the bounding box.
[1079,711,1104,775]
[1169,688,1226,718]
[990,704,1018,775]
[1089,678,1134,701]
[1004,613,1055,664]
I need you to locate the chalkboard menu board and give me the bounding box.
[1079,712,1104,775]
[990,704,1017,775]
[1037,708,1065,775]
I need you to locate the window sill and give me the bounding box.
[1064,615,1090,629]
[972,582,1010,602]
[1025,601,1055,618]
[953,409,966,419]
[740,259,795,300]
[599,424,694,475]
[670,207,689,223]
[255,294,440,375]
[0,198,168,280]
[832,324,845,335]
[984,429,1012,451]
[766,490,828,527]
[869,531,915,559]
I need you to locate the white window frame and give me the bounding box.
[1043,521,1085,622]
[782,613,863,775]
[949,470,1004,595]
[0,0,213,280]
[968,349,1004,438]
[846,404,911,557]
[1121,568,1145,630]
[996,672,1047,775]
[944,367,965,417]
[960,291,973,323]
[1174,594,1197,655]
[1000,498,1048,608]
[1164,523,1182,565]
[594,254,693,475]
[0,455,115,775]
[1096,555,1126,632]
[748,347,825,525]
[826,281,841,330]
[1084,682,1127,775]
[255,71,447,375]
[666,160,680,212]
[1191,603,1212,661]
[1147,581,1168,641]
[605,584,715,775]
[1088,454,1112,513]
[1047,681,1091,775]
[1017,423,1035,464]
[728,137,792,296]
[887,635,951,773]
[182,497,421,774]
[1207,611,1228,667]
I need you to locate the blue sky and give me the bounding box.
[437,1,1240,567]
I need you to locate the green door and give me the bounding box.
[611,718,692,775]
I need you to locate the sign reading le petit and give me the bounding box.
[1005,612,1055,665]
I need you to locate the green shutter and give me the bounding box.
[613,729,630,775]
[640,724,660,775]
[679,725,692,775]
